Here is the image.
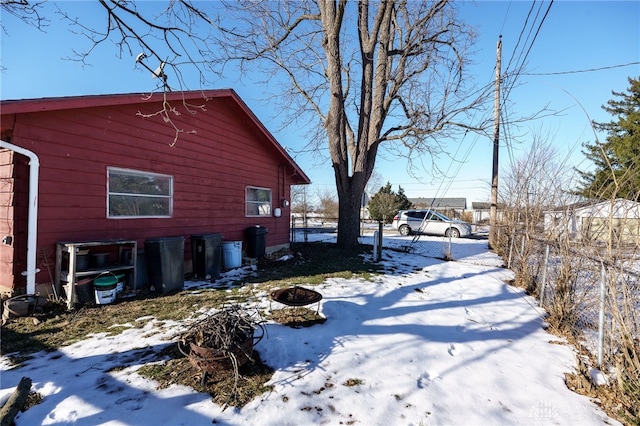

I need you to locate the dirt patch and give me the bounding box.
[137,343,274,408]
[269,307,326,328]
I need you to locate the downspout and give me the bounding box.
[0,140,39,295]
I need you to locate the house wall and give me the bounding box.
[0,150,13,291]
[544,199,640,245]
[581,217,640,244]
[6,97,297,290]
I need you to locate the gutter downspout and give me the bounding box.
[0,140,39,295]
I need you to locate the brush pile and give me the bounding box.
[179,305,265,384]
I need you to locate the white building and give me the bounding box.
[544,199,640,245]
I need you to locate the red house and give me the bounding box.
[0,90,310,297]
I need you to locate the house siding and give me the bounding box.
[1,92,308,292]
[544,199,640,245]
[1,151,15,289]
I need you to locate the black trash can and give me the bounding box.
[191,233,222,280]
[245,225,268,258]
[144,236,185,293]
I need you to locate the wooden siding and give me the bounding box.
[0,150,28,293]
[0,150,16,291]
[4,94,305,289]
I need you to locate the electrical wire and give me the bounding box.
[522,61,640,76]
[406,0,556,244]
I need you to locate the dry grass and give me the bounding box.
[1,242,377,408]
[268,307,326,328]
[137,343,275,408]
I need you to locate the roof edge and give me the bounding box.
[0,89,311,184]
[0,89,237,114]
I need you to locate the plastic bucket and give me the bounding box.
[92,253,110,268]
[75,277,94,304]
[222,241,242,269]
[76,254,90,270]
[113,274,125,294]
[94,284,116,304]
[94,273,118,305]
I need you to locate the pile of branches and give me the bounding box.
[179,305,265,390]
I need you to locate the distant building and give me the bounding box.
[471,202,506,223]
[472,202,491,223]
[544,199,640,245]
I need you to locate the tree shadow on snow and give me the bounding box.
[261,261,544,390]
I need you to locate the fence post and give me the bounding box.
[598,262,606,368]
[507,235,514,269]
[540,244,550,308]
[371,221,382,261]
[373,231,379,261]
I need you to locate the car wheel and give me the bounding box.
[446,228,460,238]
[399,225,411,236]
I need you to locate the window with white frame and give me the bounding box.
[246,186,272,217]
[107,167,173,218]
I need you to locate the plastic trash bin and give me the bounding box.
[222,241,242,269]
[191,233,222,280]
[245,225,268,258]
[144,236,185,293]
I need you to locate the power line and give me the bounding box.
[517,0,554,77]
[522,61,640,76]
[504,0,537,75]
[502,1,554,108]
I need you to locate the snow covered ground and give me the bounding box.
[0,232,619,425]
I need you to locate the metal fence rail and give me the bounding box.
[500,227,639,419]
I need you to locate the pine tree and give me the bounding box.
[396,186,413,210]
[368,183,414,223]
[577,77,640,200]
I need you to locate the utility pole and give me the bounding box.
[489,35,502,250]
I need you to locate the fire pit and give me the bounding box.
[269,286,322,312]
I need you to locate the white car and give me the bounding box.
[392,209,472,238]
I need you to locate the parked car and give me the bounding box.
[391,209,472,237]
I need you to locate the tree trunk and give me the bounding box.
[0,377,32,426]
[335,172,367,248]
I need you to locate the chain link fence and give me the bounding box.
[290,216,456,260]
[290,213,639,421]
[497,226,639,422]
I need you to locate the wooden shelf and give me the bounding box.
[55,239,137,309]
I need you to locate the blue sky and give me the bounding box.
[2,1,639,203]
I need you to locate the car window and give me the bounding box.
[407,211,426,219]
[434,211,450,221]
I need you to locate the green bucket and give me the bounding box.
[93,273,125,305]
[94,275,117,287]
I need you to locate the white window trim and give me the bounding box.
[107,167,173,219]
[246,186,272,217]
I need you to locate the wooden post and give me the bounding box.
[489,36,502,250]
[0,377,32,426]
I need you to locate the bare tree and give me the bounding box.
[366,168,383,188]
[290,185,314,215]
[499,131,579,291]
[316,187,339,221]
[8,0,489,248]
[0,0,48,33]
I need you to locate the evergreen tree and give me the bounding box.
[576,77,640,200]
[368,183,414,223]
[396,186,413,210]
